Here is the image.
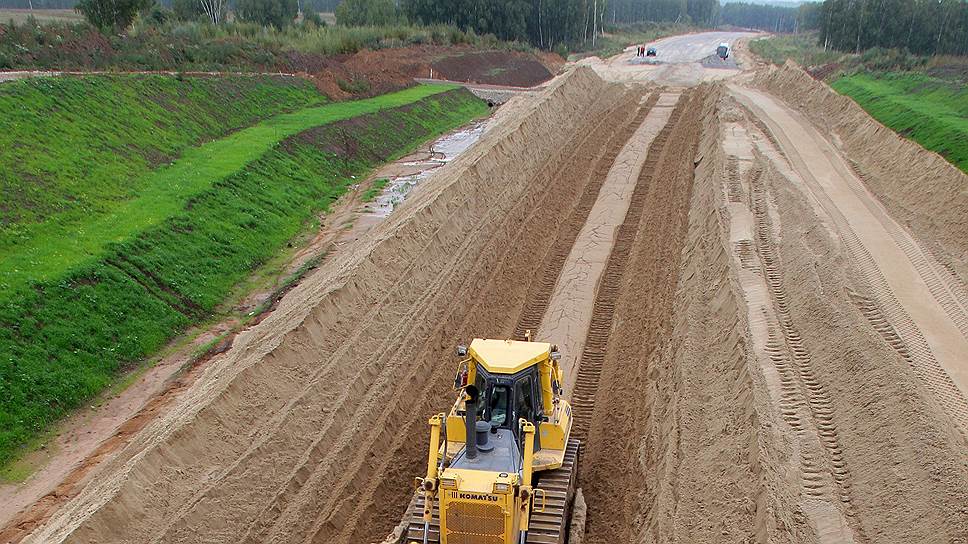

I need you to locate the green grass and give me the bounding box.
[0,83,455,296]
[0,427,56,483]
[0,18,531,72]
[0,85,487,465]
[748,33,841,67]
[0,74,326,250]
[832,72,968,173]
[361,178,390,202]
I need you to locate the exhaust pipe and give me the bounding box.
[464,385,479,460]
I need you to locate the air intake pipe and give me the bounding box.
[464,385,479,460]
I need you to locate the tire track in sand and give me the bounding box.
[733,86,968,438]
[576,90,702,544]
[567,93,684,442]
[536,91,683,400]
[750,167,865,544]
[513,92,660,341]
[720,109,861,543]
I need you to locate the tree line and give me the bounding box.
[6,0,967,58]
[719,2,822,33]
[399,0,607,50]
[399,0,809,47]
[0,0,75,8]
[603,0,718,27]
[818,0,968,56]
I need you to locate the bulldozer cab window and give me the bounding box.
[473,372,487,420]
[487,385,510,427]
[515,377,534,423]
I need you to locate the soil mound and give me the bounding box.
[431,50,555,87]
[755,61,968,283]
[305,47,559,99]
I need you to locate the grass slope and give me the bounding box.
[832,72,968,172]
[749,33,841,67]
[0,83,453,295]
[0,86,486,465]
[0,74,325,246]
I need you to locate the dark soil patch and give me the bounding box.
[431,50,554,87]
[808,62,842,81]
[926,59,968,83]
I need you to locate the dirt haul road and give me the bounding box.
[7,34,968,544]
[582,31,758,86]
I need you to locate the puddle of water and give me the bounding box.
[366,120,490,218]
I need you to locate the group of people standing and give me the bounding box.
[635,45,654,57]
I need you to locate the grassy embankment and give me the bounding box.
[750,34,968,172]
[748,33,840,67]
[831,73,968,172]
[0,75,326,247]
[750,32,968,80]
[0,77,487,466]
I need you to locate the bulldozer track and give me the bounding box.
[404,439,580,544]
[513,93,659,340]
[569,97,685,443]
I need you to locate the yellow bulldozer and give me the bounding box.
[406,337,580,544]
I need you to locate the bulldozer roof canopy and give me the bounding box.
[469,338,551,374]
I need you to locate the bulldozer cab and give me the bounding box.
[455,339,564,448]
[443,338,574,473]
[469,361,542,445]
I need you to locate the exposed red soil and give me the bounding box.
[290,46,560,99]
[430,50,556,87]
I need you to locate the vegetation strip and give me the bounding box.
[0,74,326,250]
[0,87,486,465]
[831,73,968,172]
[0,83,457,295]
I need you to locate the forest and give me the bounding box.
[1,0,965,57]
[818,0,968,56]
[401,0,729,49]
[402,0,966,55]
